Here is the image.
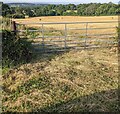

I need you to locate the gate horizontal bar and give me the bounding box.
[68,27,116,30]
[16,21,119,25]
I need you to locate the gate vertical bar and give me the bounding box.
[64,24,67,50]
[85,22,88,49]
[42,23,45,52]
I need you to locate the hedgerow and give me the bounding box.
[2,30,33,68]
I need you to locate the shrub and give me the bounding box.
[12,14,25,19]
[2,17,12,30]
[2,30,33,68]
[117,27,120,48]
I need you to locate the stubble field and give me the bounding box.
[14,16,118,34]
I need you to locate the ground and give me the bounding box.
[2,16,119,112]
[3,47,119,112]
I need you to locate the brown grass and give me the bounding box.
[3,48,119,112]
[2,16,119,112]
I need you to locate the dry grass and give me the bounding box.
[2,16,119,112]
[3,47,119,112]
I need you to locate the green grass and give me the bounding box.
[2,48,119,112]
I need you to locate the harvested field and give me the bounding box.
[14,16,118,34]
[14,16,118,23]
[14,16,118,52]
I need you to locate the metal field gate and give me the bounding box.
[15,21,118,53]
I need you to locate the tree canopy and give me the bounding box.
[1,2,119,18]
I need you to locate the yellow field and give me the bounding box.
[13,16,118,49]
[14,16,118,35]
[14,16,118,23]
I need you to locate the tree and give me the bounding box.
[48,10,56,16]
[84,3,100,16]
[2,2,118,17]
[108,7,116,15]
[63,10,77,16]
[1,3,12,17]
[96,3,112,15]
[77,5,86,16]
[55,4,65,15]
[67,4,76,10]
[28,10,35,17]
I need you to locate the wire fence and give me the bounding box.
[15,21,118,53]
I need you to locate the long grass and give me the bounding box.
[1,17,12,30]
[3,48,119,112]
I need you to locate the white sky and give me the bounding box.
[1,0,119,4]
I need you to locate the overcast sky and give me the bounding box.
[1,0,119,4]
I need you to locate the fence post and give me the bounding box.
[85,22,88,49]
[42,24,45,52]
[9,17,12,30]
[64,24,67,50]
[12,21,17,35]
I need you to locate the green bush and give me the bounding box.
[117,27,120,47]
[12,14,25,19]
[2,30,33,68]
[117,27,120,35]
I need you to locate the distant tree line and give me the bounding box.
[1,2,120,18]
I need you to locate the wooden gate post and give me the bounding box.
[12,21,17,35]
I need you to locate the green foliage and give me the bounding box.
[1,2,12,17]
[1,2,25,18]
[5,2,119,17]
[117,27,120,35]
[116,27,120,41]
[2,17,12,30]
[12,14,25,19]
[2,30,33,68]
[63,11,77,16]
[84,3,99,16]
